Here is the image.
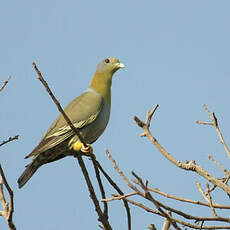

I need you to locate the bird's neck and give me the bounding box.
[89,72,112,105]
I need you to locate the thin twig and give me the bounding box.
[131,172,180,229]
[0,164,16,230]
[196,121,213,126]
[208,154,230,177]
[206,184,218,217]
[147,187,230,209]
[105,149,140,193]
[126,198,230,229]
[96,159,132,230]
[74,155,112,229]
[102,192,138,202]
[90,154,108,220]
[162,211,171,230]
[197,183,217,217]
[198,104,230,160]
[104,186,230,210]
[0,76,11,92]
[0,135,19,147]
[144,193,230,223]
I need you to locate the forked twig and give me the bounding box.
[197,104,230,160]
[196,183,217,217]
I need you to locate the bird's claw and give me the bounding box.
[81,144,93,156]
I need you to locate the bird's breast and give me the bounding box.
[81,99,111,144]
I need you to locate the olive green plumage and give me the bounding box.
[18,57,125,188]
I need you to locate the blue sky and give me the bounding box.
[1,0,230,229]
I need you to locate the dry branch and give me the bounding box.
[105,150,181,230]
[134,105,230,195]
[96,160,131,230]
[32,62,87,148]
[0,76,11,92]
[197,104,230,160]
[196,183,217,217]
[0,136,19,148]
[0,165,16,230]
[126,197,230,229]
[129,104,230,228]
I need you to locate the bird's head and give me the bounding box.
[90,57,125,102]
[96,57,125,75]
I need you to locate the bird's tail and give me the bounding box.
[17,157,41,189]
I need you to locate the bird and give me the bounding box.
[18,57,125,188]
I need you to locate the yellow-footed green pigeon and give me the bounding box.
[18,57,125,188]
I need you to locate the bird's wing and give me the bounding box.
[26,90,103,158]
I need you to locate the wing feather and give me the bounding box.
[26,90,103,158]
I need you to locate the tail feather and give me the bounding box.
[18,149,67,188]
[17,160,41,188]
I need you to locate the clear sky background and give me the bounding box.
[1,1,230,229]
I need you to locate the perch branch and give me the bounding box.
[32,62,87,148]
[32,62,112,230]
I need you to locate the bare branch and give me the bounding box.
[96,159,131,230]
[105,149,140,193]
[0,135,19,147]
[197,104,230,160]
[196,121,213,126]
[0,165,16,230]
[134,105,230,195]
[102,192,138,202]
[162,211,171,230]
[90,154,108,220]
[74,154,112,230]
[105,150,180,230]
[0,76,11,92]
[206,184,218,217]
[147,187,230,209]
[197,183,217,217]
[126,198,230,229]
[208,154,230,178]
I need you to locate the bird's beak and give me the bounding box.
[116,62,125,69]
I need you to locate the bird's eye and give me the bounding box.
[104,58,110,64]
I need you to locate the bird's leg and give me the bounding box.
[72,140,94,157]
